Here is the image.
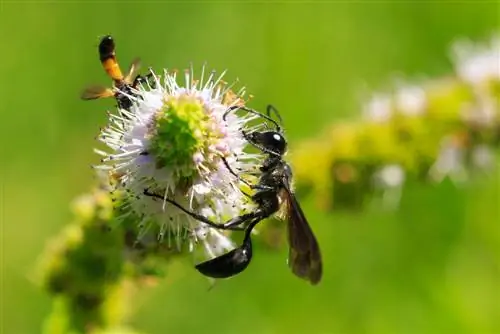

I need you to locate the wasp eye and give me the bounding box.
[251,131,287,155]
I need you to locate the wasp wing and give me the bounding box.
[124,57,142,84]
[282,177,322,285]
[81,85,114,100]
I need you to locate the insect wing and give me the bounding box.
[282,178,322,285]
[124,57,142,84]
[81,85,114,100]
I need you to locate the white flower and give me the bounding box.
[94,65,263,259]
[373,164,405,210]
[374,164,405,189]
[471,144,494,171]
[452,34,500,129]
[428,135,468,183]
[362,93,393,123]
[451,34,500,85]
[460,87,498,127]
[395,85,427,116]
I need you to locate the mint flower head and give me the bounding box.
[94,65,261,258]
[362,93,393,123]
[451,33,500,86]
[451,33,500,127]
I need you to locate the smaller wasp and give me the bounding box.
[81,35,149,110]
[144,105,322,285]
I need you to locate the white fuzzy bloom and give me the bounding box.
[94,65,262,259]
[451,34,500,85]
[471,144,494,171]
[452,34,500,128]
[374,164,405,189]
[429,136,468,184]
[362,93,393,123]
[373,164,405,210]
[395,85,427,116]
[460,87,499,127]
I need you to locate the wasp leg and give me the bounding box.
[132,75,145,87]
[132,72,156,89]
[143,189,262,231]
[221,157,273,191]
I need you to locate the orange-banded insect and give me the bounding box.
[81,35,146,110]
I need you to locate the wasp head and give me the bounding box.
[245,130,287,156]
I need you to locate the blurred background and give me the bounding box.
[1,2,498,334]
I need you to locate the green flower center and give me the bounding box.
[148,95,219,182]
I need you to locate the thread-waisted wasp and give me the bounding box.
[144,105,322,285]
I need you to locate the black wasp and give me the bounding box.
[144,105,322,285]
[81,35,153,110]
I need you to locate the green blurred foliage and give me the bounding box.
[291,72,499,211]
[1,2,499,334]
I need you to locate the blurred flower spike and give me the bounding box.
[94,65,261,260]
[292,32,500,211]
